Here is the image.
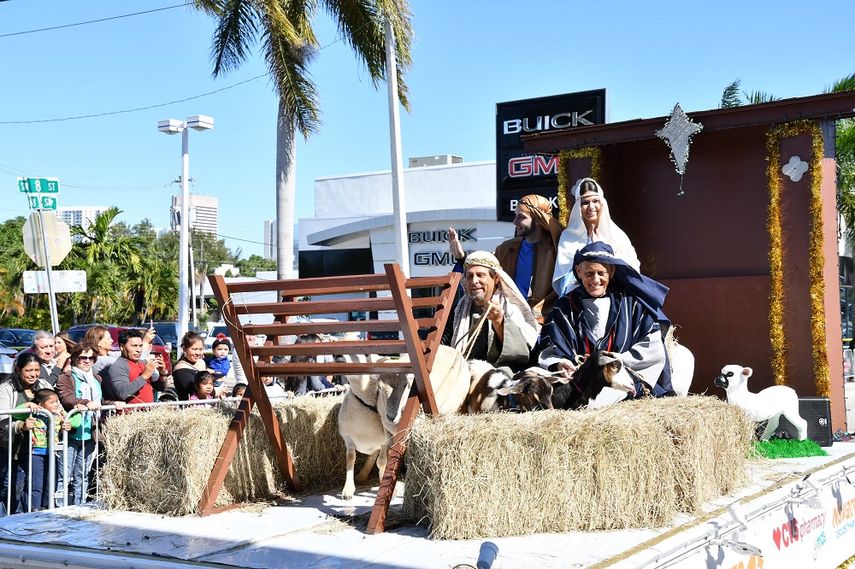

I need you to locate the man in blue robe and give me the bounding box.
[537,241,674,398]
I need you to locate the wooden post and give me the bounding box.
[197,276,301,516]
[366,267,460,534]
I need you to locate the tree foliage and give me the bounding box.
[192,0,413,278]
[236,254,277,277]
[0,210,242,330]
[718,79,781,108]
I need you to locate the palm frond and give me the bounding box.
[827,72,855,94]
[192,0,227,15]
[838,118,855,163]
[742,90,781,105]
[720,79,742,108]
[323,0,412,109]
[261,23,320,137]
[283,0,318,42]
[839,187,855,247]
[210,0,260,76]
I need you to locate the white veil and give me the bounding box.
[551,178,640,295]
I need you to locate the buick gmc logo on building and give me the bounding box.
[496,90,606,222]
[502,110,595,136]
[508,155,558,178]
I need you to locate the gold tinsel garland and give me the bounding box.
[765,120,829,395]
[556,147,602,226]
[839,553,855,569]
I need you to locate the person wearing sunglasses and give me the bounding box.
[55,342,103,505]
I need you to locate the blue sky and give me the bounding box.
[1,0,854,257]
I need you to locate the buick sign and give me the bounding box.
[496,90,606,222]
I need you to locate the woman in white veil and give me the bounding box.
[551,178,640,295]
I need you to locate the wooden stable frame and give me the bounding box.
[198,264,460,534]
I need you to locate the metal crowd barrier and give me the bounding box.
[0,397,243,517]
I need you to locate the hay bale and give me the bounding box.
[403,396,753,539]
[102,395,347,515]
[634,396,754,510]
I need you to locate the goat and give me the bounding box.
[466,361,556,413]
[337,354,388,500]
[337,354,415,500]
[542,351,634,410]
[714,364,807,440]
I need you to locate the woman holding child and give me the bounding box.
[0,353,53,515]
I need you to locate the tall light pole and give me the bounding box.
[157,115,214,345]
[384,16,409,276]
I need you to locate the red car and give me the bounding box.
[66,325,173,374]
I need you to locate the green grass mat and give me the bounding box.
[753,439,828,459]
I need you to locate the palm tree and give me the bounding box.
[194,0,413,278]
[70,207,142,322]
[0,270,25,318]
[127,255,179,324]
[719,79,781,108]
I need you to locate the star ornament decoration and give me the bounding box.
[656,103,703,195]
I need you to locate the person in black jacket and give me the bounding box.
[172,332,207,400]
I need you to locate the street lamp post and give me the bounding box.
[157,115,214,346]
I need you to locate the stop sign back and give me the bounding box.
[22,211,73,267]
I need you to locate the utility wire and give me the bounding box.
[0,161,169,191]
[0,21,357,124]
[0,75,267,125]
[217,233,270,246]
[0,2,190,39]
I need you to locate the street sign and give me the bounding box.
[22,212,73,267]
[23,270,86,294]
[18,177,59,193]
[27,195,57,211]
[18,177,60,211]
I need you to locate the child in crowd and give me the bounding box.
[206,336,231,376]
[17,389,80,511]
[232,383,247,399]
[189,371,219,402]
[205,336,231,396]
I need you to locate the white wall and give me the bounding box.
[371,219,514,277]
[314,161,496,218]
[299,217,372,250]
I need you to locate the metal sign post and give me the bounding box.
[19,177,63,335]
[35,210,60,334]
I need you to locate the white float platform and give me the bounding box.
[1,442,855,568]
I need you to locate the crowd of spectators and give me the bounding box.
[0,326,252,516]
[0,324,345,516]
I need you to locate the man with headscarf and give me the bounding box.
[538,241,674,398]
[449,194,563,323]
[552,178,640,296]
[441,251,539,371]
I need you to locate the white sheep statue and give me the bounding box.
[714,364,807,440]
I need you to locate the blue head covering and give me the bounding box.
[572,241,670,325]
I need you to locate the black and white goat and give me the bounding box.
[466,360,554,413]
[548,351,637,410]
[466,350,641,413]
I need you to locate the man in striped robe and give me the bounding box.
[537,241,674,398]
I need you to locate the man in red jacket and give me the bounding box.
[102,329,168,404]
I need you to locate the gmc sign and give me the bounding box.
[496,90,606,222]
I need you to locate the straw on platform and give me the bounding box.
[403,395,753,539]
[101,395,346,516]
